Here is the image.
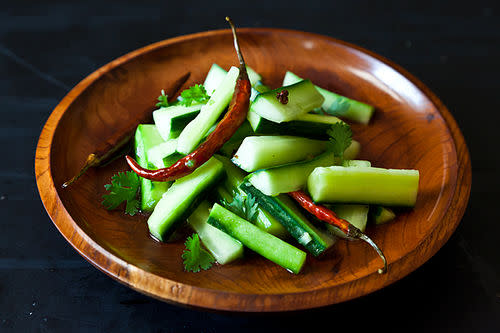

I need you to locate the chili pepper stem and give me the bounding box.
[225,17,245,67]
[125,18,251,183]
[62,154,100,188]
[289,190,387,274]
[347,225,388,274]
[62,72,190,189]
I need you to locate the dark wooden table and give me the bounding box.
[2,1,499,331]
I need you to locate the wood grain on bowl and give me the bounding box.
[35,28,471,312]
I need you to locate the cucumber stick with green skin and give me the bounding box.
[214,183,288,239]
[308,166,419,206]
[147,157,224,241]
[147,120,221,169]
[240,182,336,256]
[134,125,170,212]
[248,110,343,139]
[246,140,361,196]
[215,155,248,194]
[248,81,343,139]
[283,71,374,125]
[371,206,396,224]
[204,63,262,96]
[208,203,307,274]
[186,201,243,264]
[250,80,324,123]
[232,136,328,172]
[203,63,228,96]
[250,80,270,101]
[255,209,289,238]
[153,104,202,141]
[323,159,371,237]
[214,155,288,238]
[218,120,255,157]
[328,160,394,234]
[177,66,239,154]
[147,139,181,169]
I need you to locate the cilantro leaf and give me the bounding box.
[182,234,215,272]
[327,122,353,164]
[179,84,209,107]
[222,192,259,223]
[156,89,169,108]
[102,171,140,216]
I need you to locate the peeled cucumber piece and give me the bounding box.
[147,157,224,241]
[203,63,228,96]
[218,120,255,157]
[153,104,202,141]
[148,121,220,169]
[308,166,419,206]
[247,109,343,139]
[208,203,307,274]
[343,159,396,224]
[247,150,335,196]
[214,155,288,238]
[327,204,369,238]
[251,80,271,101]
[255,209,289,239]
[246,67,262,86]
[134,125,170,212]
[283,71,375,124]
[240,182,336,257]
[342,159,370,167]
[248,81,343,138]
[250,80,324,123]
[215,184,288,239]
[186,201,243,264]
[342,140,361,163]
[177,66,239,154]
[147,138,180,169]
[320,159,371,237]
[232,136,328,172]
[371,206,396,225]
[245,139,362,197]
[204,63,262,96]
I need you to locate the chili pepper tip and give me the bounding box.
[358,232,388,274]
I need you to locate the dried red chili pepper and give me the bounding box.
[289,190,387,274]
[62,72,191,188]
[125,17,251,182]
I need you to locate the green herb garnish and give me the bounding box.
[179,84,210,106]
[222,192,259,223]
[156,89,169,108]
[182,234,215,272]
[327,122,353,164]
[102,171,140,216]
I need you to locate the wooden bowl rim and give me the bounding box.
[35,27,471,312]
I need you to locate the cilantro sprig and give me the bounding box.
[182,234,215,272]
[327,122,353,164]
[222,192,259,223]
[155,89,169,108]
[179,84,210,107]
[102,171,140,216]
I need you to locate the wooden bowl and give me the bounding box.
[35,28,471,312]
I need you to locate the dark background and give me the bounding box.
[1,0,499,331]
